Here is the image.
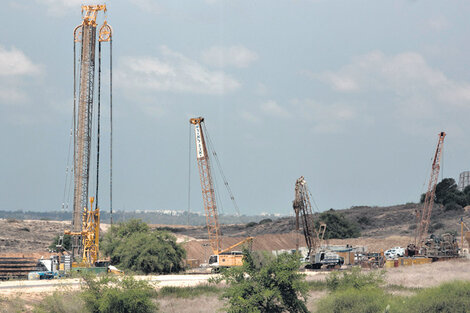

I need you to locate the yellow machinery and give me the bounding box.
[190,117,253,269]
[71,4,113,259]
[65,197,100,267]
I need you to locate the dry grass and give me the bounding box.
[386,258,470,288]
[157,295,224,313]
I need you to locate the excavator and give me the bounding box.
[293,176,343,269]
[190,117,253,271]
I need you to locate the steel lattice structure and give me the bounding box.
[293,176,320,260]
[190,117,221,255]
[415,132,446,248]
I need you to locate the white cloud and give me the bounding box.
[292,99,358,133]
[426,16,449,32]
[316,51,470,107]
[116,46,240,95]
[35,0,90,15]
[0,46,42,76]
[260,100,291,118]
[240,110,260,123]
[129,0,161,14]
[0,45,42,104]
[201,45,258,68]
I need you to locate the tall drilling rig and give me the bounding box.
[71,5,113,260]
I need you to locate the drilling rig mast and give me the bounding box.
[72,5,112,260]
[189,117,253,269]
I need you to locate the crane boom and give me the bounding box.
[190,117,221,255]
[415,131,446,248]
[293,176,320,260]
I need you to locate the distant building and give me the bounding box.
[458,171,470,191]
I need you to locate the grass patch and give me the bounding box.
[158,284,223,299]
[0,296,26,313]
[317,287,394,313]
[33,291,84,313]
[306,280,328,291]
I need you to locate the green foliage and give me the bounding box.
[425,178,468,210]
[317,287,391,313]
[101,219,185,274]
[258,218,272,225]
[33,291,85,313]
[216,249,309,313]
[391,280,470,313]
[325,267,385,292]
[444,201,463,212]
[245,221,257,228]
[48,234,72,252]
[81,274,158,313]
[158,285,221,299]
[317,210,361,239]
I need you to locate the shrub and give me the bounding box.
[81,274,158,313]
[444,202,463,212]
[101,219,185,274]
[317,211,361,239]
[317,287,391,313]
[245,221,257,228]
[215,249,309,313]
[258,218,272,225]
[49,234,72,252]
[392,281,470,313]
[325,267,385,292]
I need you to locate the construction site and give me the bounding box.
[1,2,470,313]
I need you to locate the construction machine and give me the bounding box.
[190,117,253,271]
[293,176,343,269]
[406,132,459,258]
[71,4,113,260]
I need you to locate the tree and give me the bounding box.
[101,219,186,274]
[317,211,360,239]
[49,234,72,252]
[216,249,309,313]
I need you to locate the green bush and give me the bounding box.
[48,234,72,252]
[392,281,470,313]
[317,210,361,239]
[81,274,158,313]
[317,287,391,313]
[325,267,385,291]
[216,249,309,313]
[101,219,186,274]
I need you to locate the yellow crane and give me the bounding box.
[190,117,253,270]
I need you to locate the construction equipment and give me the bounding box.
[189,117,253,270]
[407,132,446,256]
[71,4,113,260]
[293,176,343,269]
[65,197,101,267]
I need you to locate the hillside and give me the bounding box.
[0,202,468,257]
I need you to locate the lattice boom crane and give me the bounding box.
[415,132,446,248]
[190,117,253,269]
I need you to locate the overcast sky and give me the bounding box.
[1,0,469,216]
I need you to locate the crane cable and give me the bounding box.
[109,34,113,225]
[95,40,102,211]
[187,122,192,225]
[202,123,241,217]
